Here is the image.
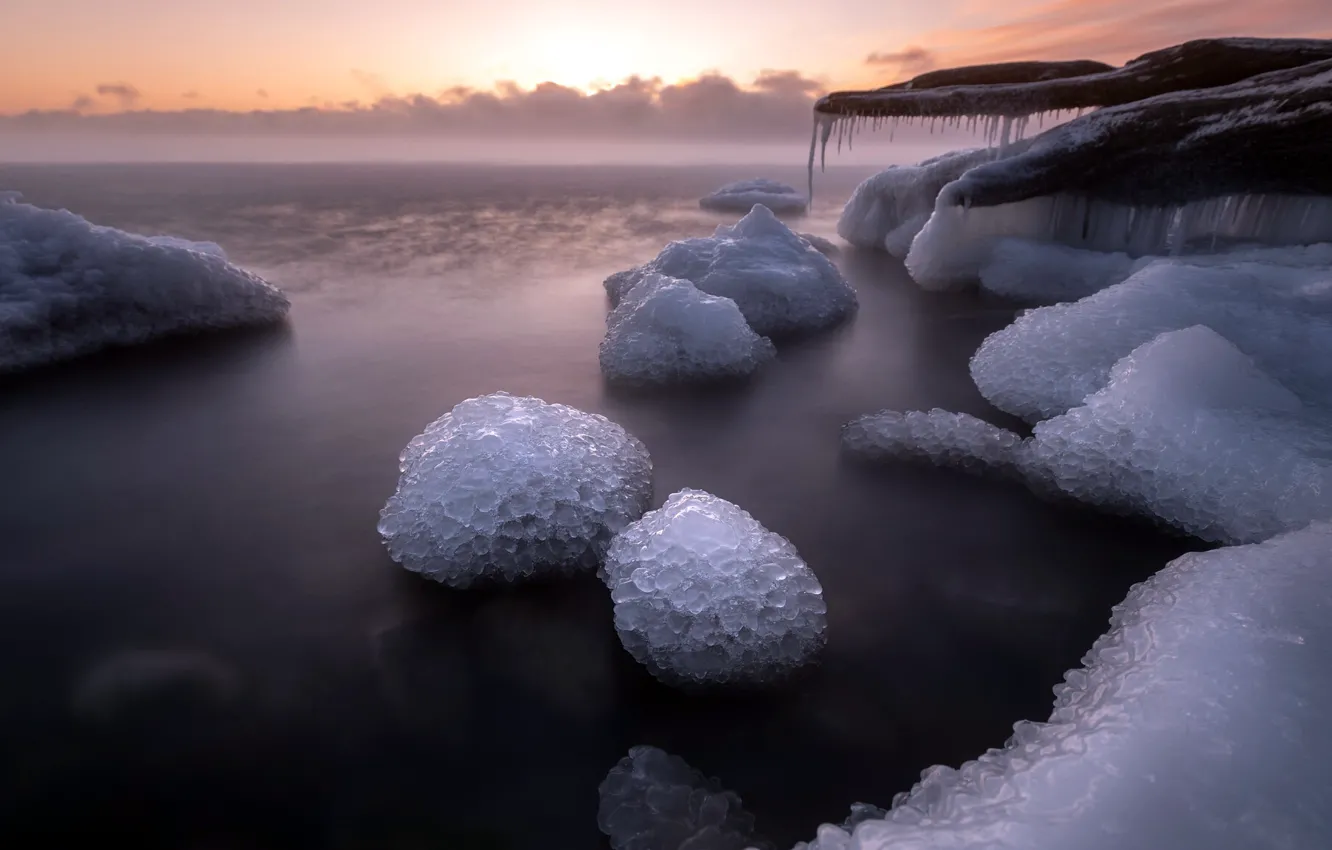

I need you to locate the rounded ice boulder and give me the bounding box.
[602,489,827,686]
[378,393,654,587]
[599,274,775,386]
[605,205,857,339]
[700,179,807,215]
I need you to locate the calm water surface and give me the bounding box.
[0,163,1194,849]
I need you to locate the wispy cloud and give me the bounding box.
[94,82,141,107]
[865,46,937,75]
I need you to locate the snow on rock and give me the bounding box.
[795,519,1332,850]
[605,205,857,339]
[0,197,290,373]
[598,745,765,850]
[841,409,1022,476]
[378,393,654,587]
[700,179,807,215]
[601,489,827,686]
[971,251,1332,422]
[599,274,775,386]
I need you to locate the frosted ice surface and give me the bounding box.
[598,745,764,850]
[599,274,775,386]
[796,520,1332,850]
[140,234,228,258]
[971,252,1332,421]
[978,238,1152,303]
[0,197,290,372]
[601,489,827,686]
[837,148,999,257]
[701,179,808,215]
[1019,326,1332,544]
[378,393,654,587]
[799,233,840,257]
[841,409,1022,476]
[606,205,857,338]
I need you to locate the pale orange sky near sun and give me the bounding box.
[2,0,1330,114]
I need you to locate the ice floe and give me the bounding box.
[700,179,807,215]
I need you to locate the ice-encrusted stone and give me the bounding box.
[0,196,290,373]
[378,393,654,587]
[599,274,775,386]
[601,489,827,686]
[598,746,765,850]
[798,232,840,257]
[700,179,807,215]
[605,205,857,339]
[841,409,1022,476]
[978,238,1152,303]
[794,520,1332,850]
[971,250,1332,421]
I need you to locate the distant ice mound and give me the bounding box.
[700,179,807,215]
[837,148,999,256]
[598,746,764,850]
[378,393,654,587]
[599,274,775,386]
[842,409,1021,476]
[602,489,827,686]
[605,205,857,339]
[0,196,289,373]
[796,520,1332,850]
[972,254,1332,422]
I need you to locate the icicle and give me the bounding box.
[820,113,835,173]
[806,114,820,202]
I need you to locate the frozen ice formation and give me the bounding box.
[841,409,1022,476]
[72,650,241,721]
[0,196,289,373]
[601,489,827,686]
[599,274,775,386]
[700,179,807,215]
[798,233,840,257]
[598,745,764,850]
[794,520,1332,850]
[605,205,857,339]
[971,251,1332,422]
[978,238,1152,303]
[378,393,654,587]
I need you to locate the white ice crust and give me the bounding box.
[601,489,827,686]
[599,274,775,386]
[701,179,808,215]
[606,205,857,338]
[378,393,654,587]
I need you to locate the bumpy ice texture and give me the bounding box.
[971,251,1332,422]
[700,179,808,215]
[602,489,827,685]
[841,409,1022,476]
[599,274,775,386]
[605,205,857,338]
[378,393,654,587]
[795,520,1332,850]
[598,746,764,850]
[978,238,1152,303]
[0,195,289,372]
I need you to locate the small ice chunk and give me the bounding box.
[598,745,765,850]
[606,205,857,339]
[602,489,827,686]
[0,197,289,373]
[799,232,840,257]
[700,179,807,215]
[841,409,1022,476]
[599,274,775,386]
[378,393,654,587]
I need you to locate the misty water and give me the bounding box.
[0,162,1193,849]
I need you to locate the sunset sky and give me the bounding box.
[2,0,1330,134]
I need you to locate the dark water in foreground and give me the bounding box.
[0,163,1193,849]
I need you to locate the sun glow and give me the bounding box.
[504,25,651,91]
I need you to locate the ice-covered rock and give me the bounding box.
[601,489,826,686]
[606,205,857,339]
[971,252,1332,422]
[841,409,1022,476]
[598,746,764,850]
[599,274,775,386]
[700,179,807,215]
[0,197,290,372]
[978,238,1152,303]
[795,520,1332,850]
[798,233,840,257]
[378,393,654,587]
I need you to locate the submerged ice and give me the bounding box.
[0,194,289,372]
[378,393,653,587]
[841,409,1021,476]
[601,489,827,686]
[606,205,857,339]
[599,274,775,386]
[700,179,807,215]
